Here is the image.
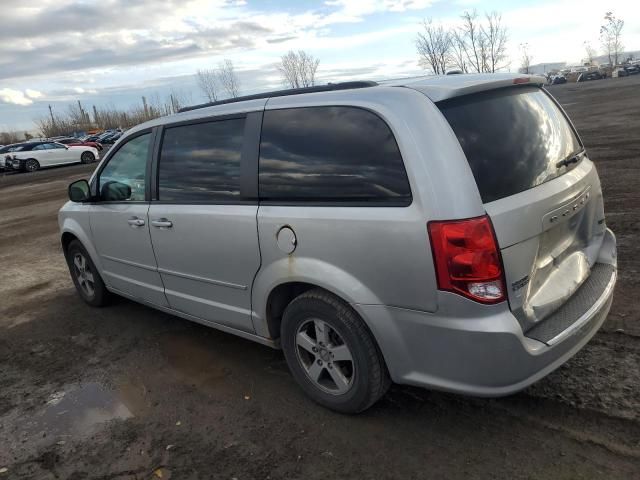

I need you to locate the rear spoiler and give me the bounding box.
[407,74,548,103]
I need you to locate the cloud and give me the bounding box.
[0,89,35,106]
[0,0,276,81]
[0,0,436,83]
[25,89,43,99]
[321,0,434,24]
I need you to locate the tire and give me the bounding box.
[65,240,110,307]
[281,289,390,413]
[24,159,39,172]
[81,151,95,164]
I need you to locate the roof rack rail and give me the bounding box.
[178,81,378,113]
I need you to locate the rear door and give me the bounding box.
[438,86,608,331]
[147,113,262,333]
[46,142,73,164]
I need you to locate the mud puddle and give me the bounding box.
[15,382,133,442]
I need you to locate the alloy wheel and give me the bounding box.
[295,318,355,395]
[73,253,95,298]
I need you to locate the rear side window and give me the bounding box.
[439,87,582,203]
[259,106,411,204]
[158,118,245,202]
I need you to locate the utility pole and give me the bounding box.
[48,104,55,126]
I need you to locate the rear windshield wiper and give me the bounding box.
[556,151,583,169]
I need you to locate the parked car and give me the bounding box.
[551,75,567,85]
[624,64,640,74]
[613,68,629,78]
[107,132,122,143]
[60,75,617,413]
[98,131,123,144]
[1,143,24,170]
[577,71,603,82]
[8,141,98,172]
[58,137,104,151]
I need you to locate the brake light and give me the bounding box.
[513,77,530,84]
[427,215,505,304]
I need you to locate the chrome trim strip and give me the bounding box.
[101,255,158,272]
[157,267,247,290]
[102,270,165,293]
[546,268,616,346]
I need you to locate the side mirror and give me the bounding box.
[64,145,69,149]
[100,180,132,201]
[68,179,91,202]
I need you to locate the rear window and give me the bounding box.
[259,106,411,204]
[438,86,582,203]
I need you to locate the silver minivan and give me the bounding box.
[60,74,617,413]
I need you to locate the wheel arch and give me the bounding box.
[60,217,104,275]
[253,257,384,340]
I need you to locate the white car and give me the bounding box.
[8,141,98,172]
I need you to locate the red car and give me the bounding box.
[58,137,103,151]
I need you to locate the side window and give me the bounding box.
[98,133,150,201]
[49,143,65,149]
[33,144,47,150]
[158,118,245,202]
[259,106,411,203]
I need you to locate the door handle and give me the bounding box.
[151,218,173,228]
[127,217,145,227]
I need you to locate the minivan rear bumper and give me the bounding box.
[355,262,616,397]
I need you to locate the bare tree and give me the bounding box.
[449,31,469,73]
[583,41,597,65]
[0,131,23,144]
[458,10,485,73]
[453,10,508,73]
[278,50,320,88]
[519,43,533,74]
[483,12,509,72]
[416,19,452,75]
[196,68,218,102]
[216,59,240,98]
[600,11,624,66]
[33,90,195,137]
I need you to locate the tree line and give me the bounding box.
[27,51,319,138]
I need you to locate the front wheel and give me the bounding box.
[65,240,110,307]
[281,289,390,413]
[81,151,95,163]
[24,159,39,172]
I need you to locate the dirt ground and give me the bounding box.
[0,76,639,480]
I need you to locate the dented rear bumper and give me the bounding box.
[355,230,617,396]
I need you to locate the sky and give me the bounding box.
[1,0,639,132]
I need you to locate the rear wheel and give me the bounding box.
[281,289,390,413]
[81,151,95,163]
[65,240,109,307]
[25,159,39,172]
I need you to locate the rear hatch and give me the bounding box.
[438,86,608,332]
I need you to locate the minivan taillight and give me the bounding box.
[428,215,505,304]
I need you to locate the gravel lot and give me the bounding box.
[0,76,639,479]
